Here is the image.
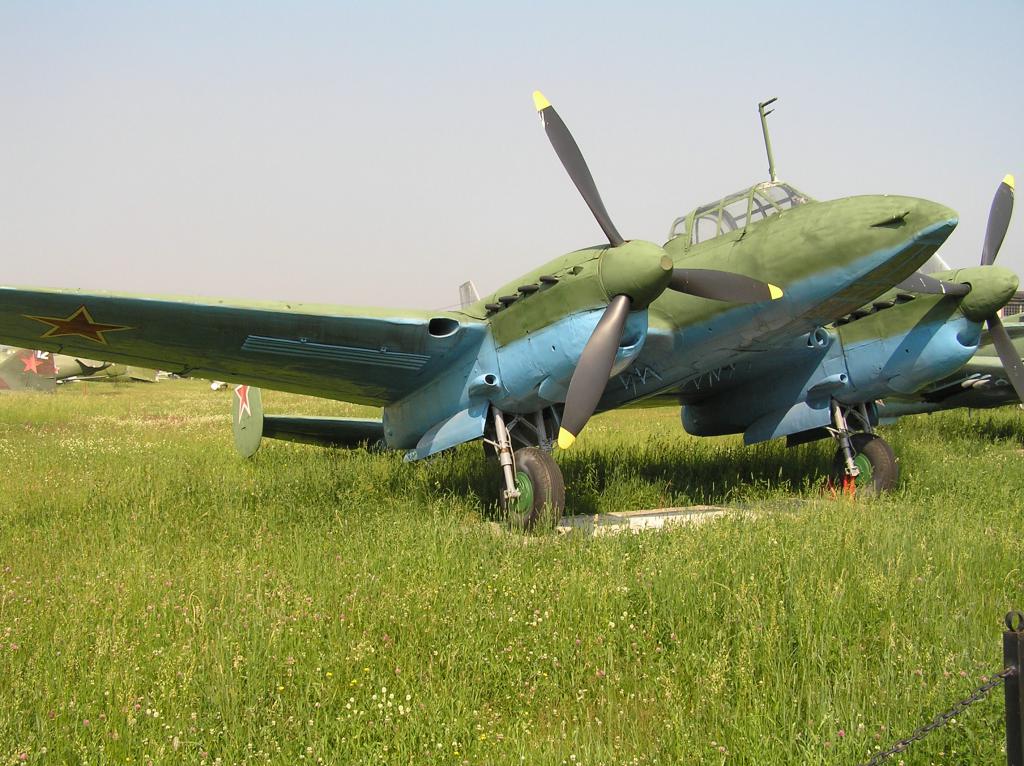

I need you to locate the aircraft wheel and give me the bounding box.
[829,433,898,495]
[501,447,565,531]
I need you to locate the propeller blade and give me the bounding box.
[981,174,1015,266]
[669,269,784,303]
[533,91,624,247]
[894,272,971,296]
[985,313,1024,402]
[558,294,631,448]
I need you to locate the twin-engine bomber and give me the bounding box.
[1,94,1019,526]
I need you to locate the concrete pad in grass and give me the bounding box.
[557,505,739,536]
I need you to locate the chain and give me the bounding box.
[857,667,1015,765]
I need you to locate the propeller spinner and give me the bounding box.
[532,91,784,448]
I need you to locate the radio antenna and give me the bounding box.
[758,97,778,182]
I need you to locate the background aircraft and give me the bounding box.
[0,94,991,526]
[0,347,158,387]
[54,356,159,383]
[0,348,57,392]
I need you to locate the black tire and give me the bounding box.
[500,447,566,531]
[829,433,898,495]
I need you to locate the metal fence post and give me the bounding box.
[1006,610,1024,766]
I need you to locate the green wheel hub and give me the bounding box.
[500,447,565,531]
[508,470,535,514]
[851,452,873,486]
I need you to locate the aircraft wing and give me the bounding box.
[0,287,486,406]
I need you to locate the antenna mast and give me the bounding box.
[758,97,778,182]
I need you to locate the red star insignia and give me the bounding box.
[235,385,252,419]
[21,352,43,374]
[23,305,132,345]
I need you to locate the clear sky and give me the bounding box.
[1,1,1022,309]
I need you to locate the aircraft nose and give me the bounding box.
[834,195,958,290]
[866,196,958,243]
[905,198,959,243]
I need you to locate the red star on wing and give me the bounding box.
[23,306,132,345]
[21,352,42,374]
[235,385,252,419]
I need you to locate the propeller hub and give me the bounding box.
[949,265,1020,321]
[598,241,673,309]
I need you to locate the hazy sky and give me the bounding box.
[2,1,1022,309]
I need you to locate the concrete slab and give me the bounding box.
[557,505,739,536]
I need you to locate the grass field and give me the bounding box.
[0,380,1021,765]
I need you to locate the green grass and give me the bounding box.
[0,380,1022,765]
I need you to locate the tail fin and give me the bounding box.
[0,349,57,392]
[458,280,480,308]
[232,384,264,458]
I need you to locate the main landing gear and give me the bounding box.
[485,407,565,530]
[826,399,898,495]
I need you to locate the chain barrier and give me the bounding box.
[856,667,1016,766]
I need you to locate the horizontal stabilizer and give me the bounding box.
[262,416,385,449]
[231,383,385,456]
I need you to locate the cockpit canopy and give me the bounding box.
[668,181,814,246]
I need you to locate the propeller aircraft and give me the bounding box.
[0,347,158,388]
[53,357,159,384]
[0,348,57,392]
[0,93,987,525]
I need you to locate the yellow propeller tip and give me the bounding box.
[1004,174,1015,191]
[768,284,784,300]
[532,90,551,112]
[557,428,576,450]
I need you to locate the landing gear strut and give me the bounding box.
[485,406,565,530]
[827,400,898,495]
